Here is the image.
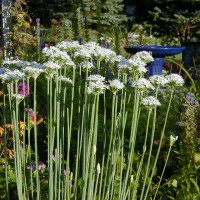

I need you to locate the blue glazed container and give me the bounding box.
[147,58,165,76]
[124,45,186,76]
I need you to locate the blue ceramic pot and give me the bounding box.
[147,58,165,76]
[124,45,186,76]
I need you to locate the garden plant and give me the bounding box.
[0,40,186,199]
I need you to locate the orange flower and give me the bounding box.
[7,148,14,159]
[19,121,26,136]
[0,127,4,135]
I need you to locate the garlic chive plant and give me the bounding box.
[0,41,184,199]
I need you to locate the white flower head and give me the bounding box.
[73,47,92,61]
[170,135,178,145]
[132,51,154,63]
[117,58,132,73]
[0,69,25,82]
[141,96,161,109]
[12,94,25,103]
[44,61,61,70]
[131,78,155,91]
[56,40,80,52]
[58,76,73,84]
[128,56,146,69]
[87,74,105,82]
[80,61,94,70]
[165,73,184,87]
[88,81,107,95]
[23,62,45,79]
[108,79,124,94]
[109,55,124,64]
[149,75,168,87]
[97,163,101,174]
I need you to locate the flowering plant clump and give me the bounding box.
[0,40,185,200]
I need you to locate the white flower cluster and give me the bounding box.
[87,74,107,95]
[87,74,105,82]
[73,47,92,60]
[170,135,178,146]
[108,79,124,94]
[23,62,45,79]
[2,58,30,67]
[88,81,107,95]
[58,76,73,84]
[42,46,75,67]
[109,55,123,64]
[117,58,132,73]
[165,73,184,87]
[128,56,146,69]
[133,51,154,63]
[141,96,161,107]
[12,94,25,102]
[131,78,155,91]
[56,41,80,52]
[149,75,168,87]
[0,69,25,82]
[80,61,94,70]
[81,41,116,61]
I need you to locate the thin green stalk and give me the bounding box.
[121,89,141,200]
[140,89,159,200]
[33,78,40,200]
[132,109,152,199]
[3,85,10,200]
[143,90,174,200]
[153,144,172,200]
[102,93,117,199]
[98,92,107,199]
[82,95,97,200]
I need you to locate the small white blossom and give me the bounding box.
[88,81,107,95]
[108,79,124,94]
[136,66,148,74]
[128,56,146,69]
[131,78,155,91]
[132,51,154,63]
[117,58,132,73]
[56,41,80,51]
[73,48,91,60]
[12,94,25,102]
[131,175,134,183]
[97,163,101,174]
[23,64,45,79]
[109,55,123,64]
[170,135,178,145]
[44,61,61,70]
[165,73,184,87]
[58,76,72,84]
[141,96,161,107]
[0,69,25,82]
[87,74,105,82]
[149,75,168,87]
[80,61,94,70]
[94,145,97,155]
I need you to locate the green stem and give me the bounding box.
[143,89,174,200]
[153,144,172,200]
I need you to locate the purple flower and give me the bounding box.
[52,155,56,161]
[14,82,29,97]
[36,18,40,23]
[27,165,34,171]
[38,161,45,170]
